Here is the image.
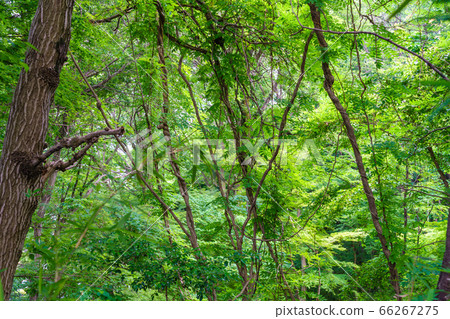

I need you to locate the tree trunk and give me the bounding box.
[33,114,68,243]
[426,147,450,301]
[308,3,402,300]
[437,208,450,301]
[301,255,307,298]
[155,1,217,300]
[0,0,74,300]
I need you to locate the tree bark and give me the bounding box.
[0,0,75,300]
[308,3,402,300]
[33,114,68,243]
[155,1,217,301]
[426,147,450,301]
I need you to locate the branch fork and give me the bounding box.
[31,127,124,173]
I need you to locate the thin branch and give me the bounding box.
[89,60,133,90]
[84,58,119,78]
[410,241,446,251]
[427,146,450,190]
[48,138,97,172]
[70,36,193,241]
[417,126,450,144]
[165,32,209,55]
[70,51,112,128]
[33,127,124,166]
[405,188,448,200]
[245,31,314,229]
[89,6,134,24]
[294,26,448,80]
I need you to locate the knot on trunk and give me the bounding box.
[11,151,44,180]
[39,67,59,89]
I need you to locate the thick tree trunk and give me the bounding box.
[33,116,68,243]
[0,0,74,300]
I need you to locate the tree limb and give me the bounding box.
[295,26,448,80]
[32,127,124,167]
[417,126,450,144]
[308,2,402,299]
[165,32,209,55]
[89,6,134,24]
[89,60,133,91]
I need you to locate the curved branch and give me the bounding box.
[47,138,97,172]
[245,31,314,225]
[33,127,124,166]
[308,3,402,299]
[295,26,448,80]
[417,125,450,144]
[165,32,209,55]
[89,6,134,24]
[89,60,133,91]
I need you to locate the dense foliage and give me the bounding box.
[0,0,449,301]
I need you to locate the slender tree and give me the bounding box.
[308,2,402,299]
[427,147,450,301]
